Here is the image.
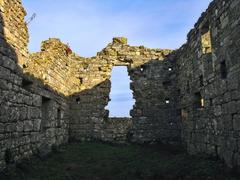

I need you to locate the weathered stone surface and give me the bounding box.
[175,0,240,168]
[0,0,240,171]
[0,0,69,171]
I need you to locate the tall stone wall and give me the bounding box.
[174,0,240,167]
[68,38,181,144]
[0,0,69,171]
[23,36,181,145]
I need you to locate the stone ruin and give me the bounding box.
[0,0,240,170]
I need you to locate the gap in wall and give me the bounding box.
[106,66,135,118]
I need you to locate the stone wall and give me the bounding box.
[25,39,82,96]
[68,38,181,144]
[174,0,240,167]
[0,0,69,170]
[1,0,240,171]
[24,36,181,145]
[102,118,132,144]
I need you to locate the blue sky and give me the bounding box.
[106,66,134,117]
[22,0,212,117]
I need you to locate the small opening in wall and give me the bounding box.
[79,77,83,84]
[194,92,204,109]
[83,63,89,70]
[209,98,213,106]
[4,148,12,164]
[57,108,61,118]
[98,67,102,71]
[22,78,33,88]
[168,67,173,71]
[57,108,62,127]
[41,97,51,131]
[201,21,212,54]
[199,75,204,87]
[163,80,172,88]
[140,65,146,72]
[220,60,227,79]
[177,89,181,96]
[76,97,80,104]
[165,98,170,104]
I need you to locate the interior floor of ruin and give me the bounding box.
[2,142,239,180]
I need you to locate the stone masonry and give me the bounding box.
[0,0,240,170]
[174,0,240,167]
[0,0,69,170]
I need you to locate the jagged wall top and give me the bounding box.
[24,37,172,96]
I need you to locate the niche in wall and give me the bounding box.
[220,60,228,79]
[57,108,62,127]
[199,75,204,87]
[22,78,33,89]
[194,92,204,109]
[41,97,51,131]
[140,65,147,72]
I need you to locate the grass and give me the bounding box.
[2,142,239,180]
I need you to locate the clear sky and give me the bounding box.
[106,66,135,117]
[22,0,212,117]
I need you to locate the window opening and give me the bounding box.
[57,108,62,127]
[106,66,135,117]
[41,97,51,131]
[220,60,227,79]
[201,21,212,54]
[194,92,204,109]
[22,78,33,89]
[165,98,170,104]
[76,97,80,104]
[140,65,146,72]
[199,75,204,87]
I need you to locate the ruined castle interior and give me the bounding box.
[0,0,240,172]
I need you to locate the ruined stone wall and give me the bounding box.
[2,0,240,171]
[102,118,132,144]
[174,0,240,167]
[69,38,181,144]
[0,0,69,170]
[25,38,82,96]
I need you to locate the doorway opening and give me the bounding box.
[106,66,135,117]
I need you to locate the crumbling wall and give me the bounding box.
[68,37,181,144]
[175,0,240,167]
[128,55,181,144]
[2,0,240,171]
[25,38,82,96]
[0,0,69,171]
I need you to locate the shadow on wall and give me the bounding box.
[0,9,69,171]
[128,58,181,144]
[0,2,182,172]
[68,57,181,145]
